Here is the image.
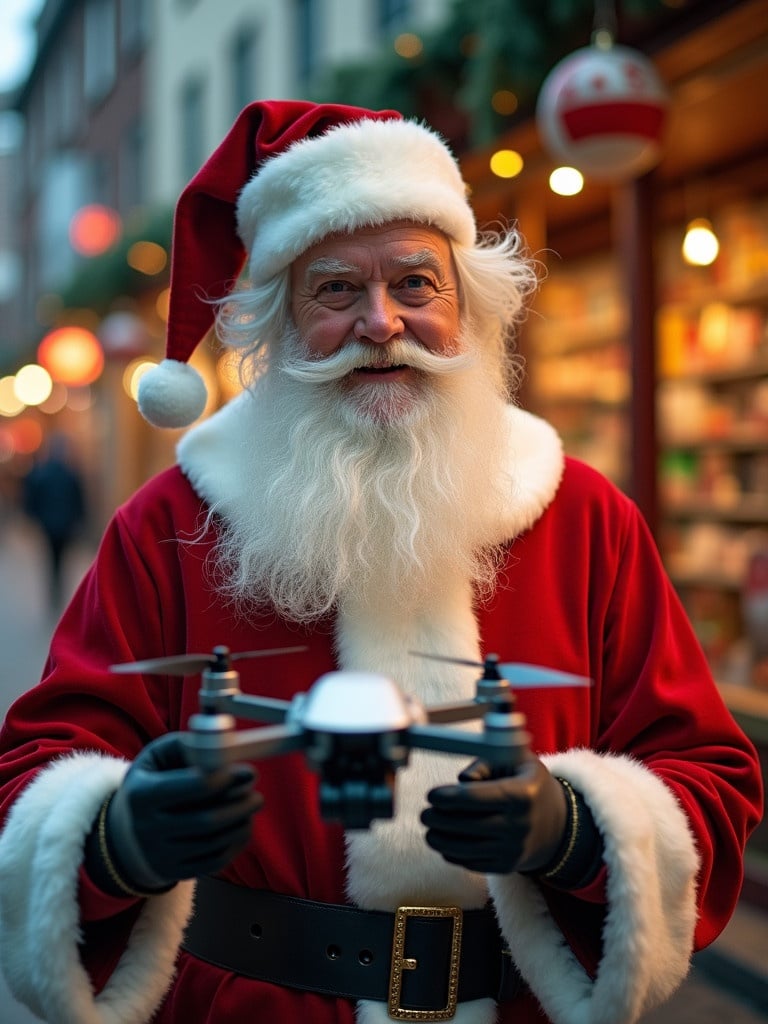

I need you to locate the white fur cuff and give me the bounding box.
[488,750,699,1024]
[0,753,195,1024]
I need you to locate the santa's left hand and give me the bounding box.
[421,755,568,875]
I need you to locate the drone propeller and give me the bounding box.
[110,645,307,677]
[411,651,591,689]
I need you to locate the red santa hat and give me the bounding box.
[137,99,477,428]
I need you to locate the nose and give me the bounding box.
[353,285,404,344]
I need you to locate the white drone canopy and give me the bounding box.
[300,671,419,733]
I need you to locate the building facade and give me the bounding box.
[2,0,446,511]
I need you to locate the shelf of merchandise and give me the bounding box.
[523,254,630,489]
[656,199,768,692]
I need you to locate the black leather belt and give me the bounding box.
[182,876,522,1019]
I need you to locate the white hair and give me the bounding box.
[216,224,539,395]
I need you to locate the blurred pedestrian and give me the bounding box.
[21,432,87,607]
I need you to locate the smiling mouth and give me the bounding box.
[355,364,408,375]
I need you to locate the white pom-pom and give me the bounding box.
[137,359,208,428]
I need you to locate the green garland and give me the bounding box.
[313,0,685,148]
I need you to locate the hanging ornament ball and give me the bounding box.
[536,43,668,182]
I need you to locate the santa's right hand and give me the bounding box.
[102,732,263,892]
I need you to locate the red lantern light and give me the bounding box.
[537,44,668,182]
[37,326,105,386]
[69,204,122,257]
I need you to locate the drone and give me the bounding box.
[111,646,590,829]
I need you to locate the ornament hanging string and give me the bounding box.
[593,0,617,49]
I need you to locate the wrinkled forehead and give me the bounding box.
[291,221,455,282]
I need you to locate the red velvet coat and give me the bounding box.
[0,402,761,1024]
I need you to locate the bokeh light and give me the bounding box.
[10,416,44,455]
[38,381,69,415]
[13,364,53,406]
[0,376,25,416]
[394,33,423,58]
[38,326,105,386]
[0,427,15,462]
[549,166,585,196]
[156,288,171,322]
[490,149,524,179]
[127,241,168,275]
[123,358,158,400]
[682,218,720,266]
[491,90,518,116]
[69,204,122,257]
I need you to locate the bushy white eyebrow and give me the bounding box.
[304,257,358,281]
[303,249,444,287]
[392,249,443,273]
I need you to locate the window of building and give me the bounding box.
[48,43,81,147]
[25,95,42,190]
[43,55,62,150]
[38,152,93,290]
[180,78,206,182]
[296,0,320,85]
[230,24,259,118]
[121,0,149,57]
[84,0,117,103]
[120,119,145,213]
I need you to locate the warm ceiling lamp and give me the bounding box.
[549,166,584,196]
[682,218,719,266]
[490,149,524,179]
[37,326,105,386]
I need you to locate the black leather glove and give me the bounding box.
[421,755,568,875]
[87,733,263,894]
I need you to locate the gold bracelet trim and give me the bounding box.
[96,795,152,899]
[542,777,580,880]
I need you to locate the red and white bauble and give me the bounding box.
[536,44,668,181]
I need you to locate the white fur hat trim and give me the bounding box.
[237,118,476,284]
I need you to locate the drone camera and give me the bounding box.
[306,729,407,828]
[319,778,395,830]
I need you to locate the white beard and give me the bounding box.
[211,328,514,623]
[208,330,511,1024]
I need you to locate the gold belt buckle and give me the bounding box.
[388,905,463,1021]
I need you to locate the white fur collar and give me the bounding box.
[177,390,564,541]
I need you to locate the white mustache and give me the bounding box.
[280,339,474,384]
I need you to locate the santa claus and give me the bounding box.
[0,101,761,1024]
